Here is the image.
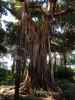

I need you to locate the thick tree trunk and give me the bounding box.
[30,31,50,90]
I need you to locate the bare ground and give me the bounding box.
[0,85,62,100]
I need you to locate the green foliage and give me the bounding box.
[0,68,14,85]
[0,28,7,53]
[0,0,7,16]
[58,79,75,100]
[0,45,7,53]
[6,22,17,45]
[56,66,74,80]
[0,68,7,81]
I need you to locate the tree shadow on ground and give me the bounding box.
[0,95,54,100]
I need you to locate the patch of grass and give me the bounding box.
[57,79,75,100]
[0,68,14,85]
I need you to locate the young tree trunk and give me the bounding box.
[54,52,57,79]
[63,52,67,72]
[48,37,56,89]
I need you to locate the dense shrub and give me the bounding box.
[0,68,7,81]
[56,66,74,80]
[0,68,14,84]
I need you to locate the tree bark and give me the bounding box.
[14,24,22,99]
[14,58,21,100]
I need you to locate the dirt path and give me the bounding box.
[0,85,54,100]
[0,85,15,96]
[1,83,75,100]
[0,85,60,100]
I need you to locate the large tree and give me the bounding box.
[13,0,75,100]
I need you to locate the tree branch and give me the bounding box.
[54,8,73,16]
